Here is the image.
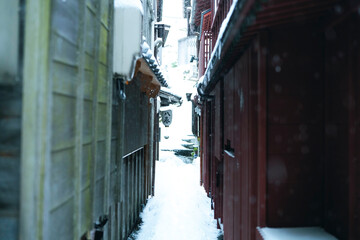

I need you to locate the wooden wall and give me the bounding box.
[20,0,156,239]
[221,44,259,240]
[45,0,114,238]
[324,12,360,239]
[213,80,223,224]
[267,23,324,227]
[200,6,360,240]
[0,85,21,240]
[124,79,149,155]
[223,65,235,240]
[0,0,22,238]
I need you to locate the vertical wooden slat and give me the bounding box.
[134,153,137,223]
[21,1,51,239]
[348,15,360,240]
[324,19,349,238]
[127,156,131,235]
[136,150,140,216]
[102,0,114,237]
[233,58,242,240]
[233,49,251,240]
[128,154,132,232]
[74,0,86,238]
[249,44,259,240]
[142,148,146,204]
[223,67,235,240]
[91,0,101,224]
[219,78,224,222]
[149,99,155,197]
[348,18,355,240]
[118,87,126,239]
[257,31,267,228]
[139,149,142,206]
[243,51,250,240]
[132,154,135,226]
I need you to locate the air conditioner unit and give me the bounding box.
[113,0,143,81]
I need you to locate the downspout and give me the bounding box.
[154,38,163,48]
[197,82,214,100]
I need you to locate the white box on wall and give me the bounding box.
[113,0,143,80]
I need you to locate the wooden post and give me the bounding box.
[257,31,268,228]
[73,0,91,238]
[21,0,51,239]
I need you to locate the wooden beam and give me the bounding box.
[21,0,51,239]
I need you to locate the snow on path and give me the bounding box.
[130,98,220,240]
[129,0,220,237]
[131,152,220,240]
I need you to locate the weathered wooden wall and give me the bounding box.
[18,0,157,239]
[267,23,324,227]
[324,13,360,239]
[124,79,149,155]
[212,80,223,225]
[0,0,21,239]
[199,2,360,240]
[44,0,114,238]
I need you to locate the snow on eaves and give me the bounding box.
[209,0,239,61]
[198,75,205,85]
[199,0,239,92]
[141,37,169,88]
[114,0,144,15]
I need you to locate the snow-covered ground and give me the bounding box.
[129,96,221,240]
[258,227,338,240]
[128,0,221,239]
[130,152,220,240]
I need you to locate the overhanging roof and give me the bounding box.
[198,0,343,95]
[141,38,169,87]
[159,89,182,107]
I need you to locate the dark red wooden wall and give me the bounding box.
[221,44,261,240]
[223,66,235,240]
[213,81,224,223]
[324,13,360,239]
[267,23,324,227]
[199,2,360,240]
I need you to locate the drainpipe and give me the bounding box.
[197,82,214,100]
[154,38,163,48]
[154,38,163,61]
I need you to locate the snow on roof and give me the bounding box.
[209,0,238,61]
[198,75,205,85]
[141,37,169,87]
[258,227,338,240]
[114,0,144,15]
[199,0,239,91]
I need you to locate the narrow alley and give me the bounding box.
[1,0,360,240]
[127,88,221,239]
[132,152,219,240]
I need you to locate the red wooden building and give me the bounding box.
[196,0,360,239]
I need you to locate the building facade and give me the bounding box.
[0,0,167,239]
[195,0,360,239]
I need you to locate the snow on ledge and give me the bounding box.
[257,227,338,240]
[114,0,144,15]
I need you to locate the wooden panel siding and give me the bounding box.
[267,23,324,227]
[213,80,224,223]
[0,0,22,238]
[223,67,235,240]
[19,0,157,238]
[349,14,360,240]
[198,1,360,240]
[323,15,357,239]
